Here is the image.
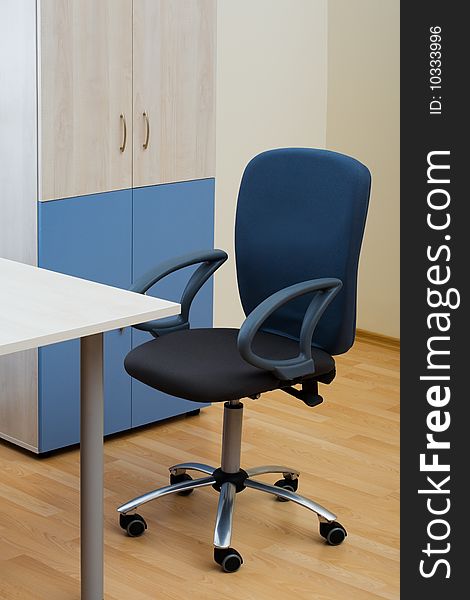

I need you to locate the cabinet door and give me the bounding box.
[39,0,132,201]
[132,179,215,427]
[133,0,216,187]
[38,190,132,452]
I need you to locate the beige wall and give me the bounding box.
[214,0,328,327]
[214,0,400,339]
[327,0,400,338]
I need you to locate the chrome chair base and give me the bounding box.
[117,401,347,571]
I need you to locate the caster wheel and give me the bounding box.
[170,472,194,496]
[319,521,347,546]
[214,547,243,573]
[274,477,298,501]
[119,513,147,537]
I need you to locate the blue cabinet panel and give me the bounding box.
[132,179,215,427]
[38,190,133,451]
[36,181,215,451]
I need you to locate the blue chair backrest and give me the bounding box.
[235,148,371,356]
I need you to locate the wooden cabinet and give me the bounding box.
[39,0,133,201]
[0,0,216,452]
[132,0,216,187]
[39,0,216,200]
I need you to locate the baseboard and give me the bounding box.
[355,328,400,349]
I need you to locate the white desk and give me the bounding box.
[0,258,180,599]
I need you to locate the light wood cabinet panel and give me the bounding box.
[0,0,38,451]
[0,0,37,264]
[0,350,38,451]
[39,0,133,201]
[133,0,216,187]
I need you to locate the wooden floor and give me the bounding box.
[0,335,399,599]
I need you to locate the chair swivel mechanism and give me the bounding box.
[117,148,371,572]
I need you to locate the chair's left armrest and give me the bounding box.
[131,249,228,337]
[237,278,342,380]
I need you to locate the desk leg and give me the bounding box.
[80,333,104,600]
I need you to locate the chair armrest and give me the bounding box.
[237,278,342,380]
[131,249,228,337]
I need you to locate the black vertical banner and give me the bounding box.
[401,2,468,597]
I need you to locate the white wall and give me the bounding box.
[327,0,400,338]
[214,0,328,327]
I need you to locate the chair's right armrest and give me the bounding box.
[237,278,342,380]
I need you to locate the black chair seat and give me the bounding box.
[124,328,335,403]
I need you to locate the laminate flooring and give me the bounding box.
[0,334,399,599]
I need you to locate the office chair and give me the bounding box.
[117,148,371,572]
